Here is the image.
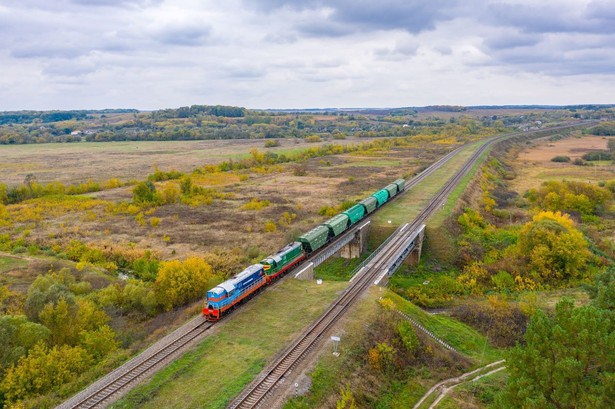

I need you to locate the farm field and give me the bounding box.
[0,136,378,186]
[511,133,615,192]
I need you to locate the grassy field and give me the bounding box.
[0,136,377,186]
[313,256,367,281]
[510,133,615,193]
[383,291,502,364]
[283,286,385,409]
[0,255,27,274]
[111,279,348,409]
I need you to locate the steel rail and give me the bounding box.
[228,120,594,409]
[58,120,592,409]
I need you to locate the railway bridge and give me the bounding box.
[293,221,426,281]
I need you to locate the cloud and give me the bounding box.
[0,0,614,110]
[247,0,456,36]
[153,25,212,46]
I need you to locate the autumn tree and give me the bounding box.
[517,211,591,284]
[501,298,614,408]
[39,298,110,346]
[155,257,214,310]
[0,343,93,405]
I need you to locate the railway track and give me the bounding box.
[228,121,593,409]
[57,121,592,409]
[56,141,465,409]
[56,316,212,409]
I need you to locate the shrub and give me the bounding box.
[581,150,611,161]
[305,135,321,143]
[551,155,571,163]
[241,198,270,211]
[264,139,280,148]
[264,220,277,232]
[573,158,587,166]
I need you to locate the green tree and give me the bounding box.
[79,325,119,361]
[586,267,615,311]
[502,299,615,408]
[132,181,158,204]
[179,176,192,195]
[0,316,50,374]
[397,320,419,353]
[24,270,75,321]
[39,298,110,346]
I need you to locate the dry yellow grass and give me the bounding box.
[510,135,615,192]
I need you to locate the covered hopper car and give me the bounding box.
[203,178,405,321]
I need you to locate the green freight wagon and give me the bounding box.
[322,213,350,238]
[385,183,398,199]
[343,204,366,225]
[298,225,329,253]
[393,178,405,192]
[359,196,377,214]
[371,189,389,207]
[260,242,303,277]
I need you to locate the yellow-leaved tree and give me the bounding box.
[155,257,214,310]
[517,211,590,284]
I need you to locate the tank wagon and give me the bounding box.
[203,178,406,321]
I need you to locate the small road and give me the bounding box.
[413,360,506,409]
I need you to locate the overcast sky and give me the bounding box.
[0,0,614,110]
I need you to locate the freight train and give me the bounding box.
[202,178,406,321]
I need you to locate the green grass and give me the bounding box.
[429,146,492,227]
[383,291,503,364]
[284,287,382,409]
[0,255,27,274]
[437,367,508,409]
[313,256,367,281]
[111,279,348,409]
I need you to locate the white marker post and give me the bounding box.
[331,336,341,356]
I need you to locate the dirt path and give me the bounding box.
[413,360,506,409]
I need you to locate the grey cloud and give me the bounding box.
[485,2,614,35]
[154,25,212,46]
[484,32,542,51]
[11,45,85,60]
[247,0,456,36]
[42,59,97,77]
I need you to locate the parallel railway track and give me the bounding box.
[228,121,592,409]
[58,121,592,409]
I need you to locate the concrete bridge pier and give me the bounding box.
[340,221,369,259]
[405,227,425,266]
